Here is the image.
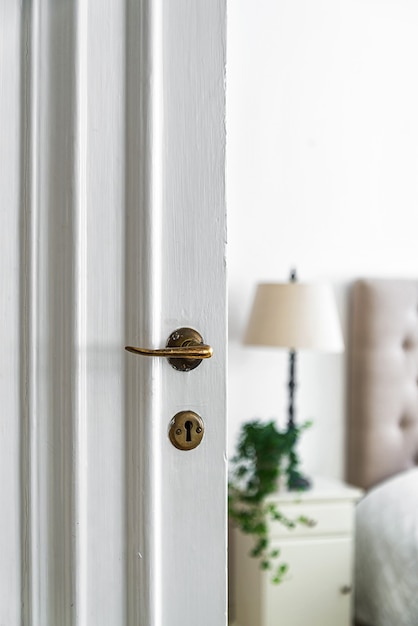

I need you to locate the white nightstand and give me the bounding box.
[231,477,363,626]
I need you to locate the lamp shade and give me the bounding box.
[244,282,344,352]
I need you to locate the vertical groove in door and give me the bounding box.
[125,0,164,623]
[20,1,40,623]
[74,0,88,622]
[148,0,164,624]
[19,2,85,623]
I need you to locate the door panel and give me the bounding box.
[0,1,226,624]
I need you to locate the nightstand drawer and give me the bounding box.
[265,537,353,626]
[270,501,355,538]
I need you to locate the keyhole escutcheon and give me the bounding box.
[169,411,205,451]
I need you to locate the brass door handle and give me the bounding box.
[125,327,213,372]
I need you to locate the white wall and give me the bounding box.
[227,0,418,480]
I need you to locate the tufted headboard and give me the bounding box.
[347,279,418,490]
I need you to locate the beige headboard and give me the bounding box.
[347,279,418,490]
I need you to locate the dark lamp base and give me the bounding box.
[287,472,312,491]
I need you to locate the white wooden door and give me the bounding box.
[0,1,226,625]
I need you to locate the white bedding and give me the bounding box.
[355,468,418,626]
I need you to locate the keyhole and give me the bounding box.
[185,420,193,442]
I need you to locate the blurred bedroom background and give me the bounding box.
[227,0,418,481]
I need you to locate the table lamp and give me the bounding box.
[243,269,344,489]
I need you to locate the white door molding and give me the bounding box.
[20,1,90,623]
[125,0,165,622]
[2,1,226,625]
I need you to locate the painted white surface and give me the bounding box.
[0,2,21,625]
[0,1,226,624]
[227,0,418,479]
[154,1,227,624]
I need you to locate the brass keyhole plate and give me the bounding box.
[169,410,205,451]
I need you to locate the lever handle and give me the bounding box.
[125,327,213,372]
[125,344,213,359]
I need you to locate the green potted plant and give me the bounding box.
[228,419,312,584]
